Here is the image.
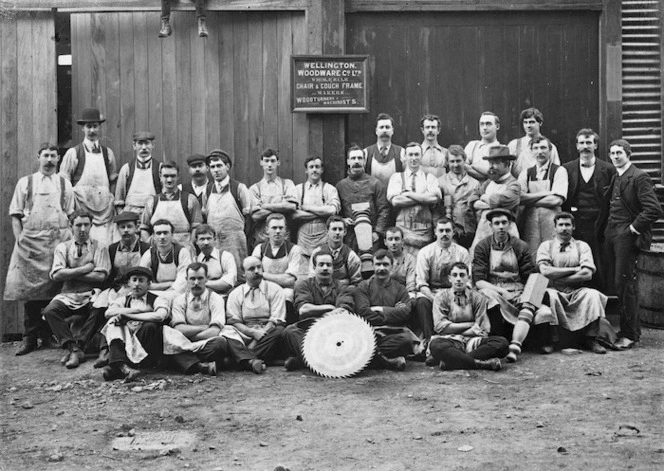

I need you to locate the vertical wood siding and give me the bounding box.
[70,11,308,187]
[0,13,57,339]
[346,11,600,163]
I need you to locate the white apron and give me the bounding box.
[150,197,194,254]
[4,177,71,301]
[206,191,247,272]
[73,151,117,247]
[124,166,156,214]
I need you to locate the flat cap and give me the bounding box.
[482,145,517,161]
[133,131,156,141]
[485,208,515,222]
[124,266,153,281]
[187,153,207,166]
[114,211,140,223]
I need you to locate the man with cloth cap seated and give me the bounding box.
[114,132,161,215]
[93,211,151,368]
[473,208,556,362]
[100,266,169,381]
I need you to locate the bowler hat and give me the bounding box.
[133,131,156,141]
[187,154,207,166]
[77,108,106,125]
[485,208,515,222]
[482,145,517,161]
[124,266,153,281]
[114,211,140,224]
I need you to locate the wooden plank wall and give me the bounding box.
[346,11,600,163]
[71,11,308,187]
[0,12,57,340]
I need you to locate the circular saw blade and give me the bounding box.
[302,312,376,378]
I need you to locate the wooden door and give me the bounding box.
[346,11,600,163]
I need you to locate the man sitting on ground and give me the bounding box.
[429,262,509,371]
[100,266,168,381]
[355,250,422,371]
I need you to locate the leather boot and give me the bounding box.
[15,338,37,356]
[377,353,406,371]
[474,358,502,371]
[93,348,109,369]
[198,17,208,37]
[159,18,172,38]
[65,347,84,369]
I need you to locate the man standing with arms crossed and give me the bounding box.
[464,112,502,181]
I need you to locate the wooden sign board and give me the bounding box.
[291,55,369,113]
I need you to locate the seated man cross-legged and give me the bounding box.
[429,262,509,371]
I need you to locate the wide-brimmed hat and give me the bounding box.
[76,108,106,125]
[485,208,515,222]
[124,266,153,281]
[482,145,517,161]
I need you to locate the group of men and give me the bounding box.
[5,106,661,379]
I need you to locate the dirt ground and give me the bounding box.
[1,324,663,471]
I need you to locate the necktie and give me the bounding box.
[559,241,571,252]
[76,242,84,257]
[580,161,593,168]
[203,253,212,262]
[137,158,151,170]
[454,291,466,307]
[380,147,388,158]
[249,287,258,302]
[411,172,417,191]
[191,296,202,311]
[92,144,101,154]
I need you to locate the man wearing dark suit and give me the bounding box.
[597,139,663,349]
[562,129,615,288]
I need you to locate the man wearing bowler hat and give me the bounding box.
[100,266,169,381]
[115,132,162,215]
[468,145,522,256]
[60,108,118,247]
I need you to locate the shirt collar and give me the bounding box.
[479,139,499,147]
[83,138,99,151]
[377,142,391,152]
[198,248,218,262]
[119,237,139,252]
[421,141,443,152]
[497,172,512,183]
[192,178,209,190]
[188,289,209,301]
[616,161,632,176]
[242,280,267,297]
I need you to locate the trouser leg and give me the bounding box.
[252,325,286,361]
[415,297,434,340]
[24,300,50,341]
[377,333,414,358]
[226,338,258,364]
[605,225,641,341]
[283,323,306,359]
[469,336,509,360]
[584,319,600,338]
[161,0,171,19]
[79,306,107,350]
[43,300,78,349]
[196,337,228,363]
[135,322,163,367]
[429,337,475,370]
[487,305,506,337]
[192,0,206,19]
[109,339,129,365]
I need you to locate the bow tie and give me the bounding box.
[91,144,101,154]
[580,161,594,168]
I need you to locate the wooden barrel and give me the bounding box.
[636,250,664,329]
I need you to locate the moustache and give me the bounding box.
[351,164,363,168]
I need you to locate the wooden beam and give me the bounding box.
[346,0,604,12]
[4,0,309,13]
[599,0,622,148]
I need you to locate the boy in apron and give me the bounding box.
[5,142,75,355]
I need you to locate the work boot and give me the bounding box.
[60,350,71,365]
[93,348,109,369]
[249,359,266,374]
[474,358,502,371]
[15,338,37,356]
[284,356,304,371]
[102,364,124,381]
[65,347,84,369]
[119,363,141,382]
[198,17,208,37]
[376,353,406,371]
[585,338,607,354]
[196,361,217,376]
[40,334,58,349]
[159,18,172,38]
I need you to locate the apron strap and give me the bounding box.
[26,174,34,212]
[59,176,66,210]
